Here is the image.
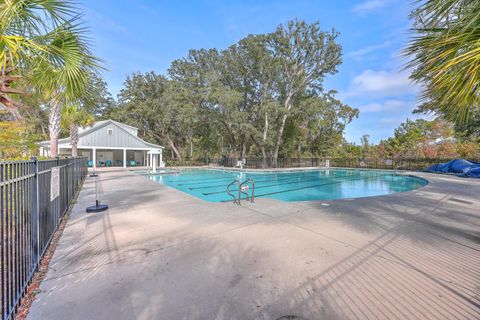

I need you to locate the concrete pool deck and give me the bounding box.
[27,168,480,320]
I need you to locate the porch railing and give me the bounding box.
[1,157,88,320]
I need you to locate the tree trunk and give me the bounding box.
[48,99,61,158]
[262,111,269,168]
[70,124,79,157]
[0,94,22,120]
[239,134,245,159]
[0,60,23,121]
[272,92,293,167]
[272,113,288,167]
[166,135,182,160]
[231,148,238,160]
[261,147,268,168]
[151,131,182,161]
[221,121,237,159]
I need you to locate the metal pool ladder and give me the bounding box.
[226,178,255,205]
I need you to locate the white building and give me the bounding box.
[39,120,164,169]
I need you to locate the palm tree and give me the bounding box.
[34,26,101,158]
[405,0,480,123]
[61,104,94,157]
[1,0,101,157]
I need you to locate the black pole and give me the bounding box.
[86,173,108,212]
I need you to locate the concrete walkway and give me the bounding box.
[28,169,480,320]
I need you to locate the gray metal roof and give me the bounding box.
[39,119,164,149]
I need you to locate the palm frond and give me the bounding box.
[1,0,101,101]
[61,102,94,130]
[21,16,103,101]
[405,0,480,123]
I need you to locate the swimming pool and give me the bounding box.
[146,168,428,202]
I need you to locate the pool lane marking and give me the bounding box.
[176,171,322,186]
[185,172,326,189]
[219,175,380,202]
[174,175,240,184]
[187,172,351,190]
[177,175,276,186]
[174,172,317,185]
[172,168,384,185]
[170,171,288,184]
[175,168,382,186]
[201,175,342,195]
[197,171,385,192]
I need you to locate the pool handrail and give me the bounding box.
[238,178,255,204]
[226,178,255,205]
[227,179,239,205]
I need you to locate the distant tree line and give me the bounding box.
[1,1,479,162]
[104,20,359,166]
[335,119,480,161]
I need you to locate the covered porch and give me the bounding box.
[72,148,163,169]
[39,146,164,169]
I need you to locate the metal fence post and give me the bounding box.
[31,157,40,270]
[56,156,60,221]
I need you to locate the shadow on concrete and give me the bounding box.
[29,171,480,320]
[275,217,480,319]
[278,181,480,319]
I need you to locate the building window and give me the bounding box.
[107,128,113,135]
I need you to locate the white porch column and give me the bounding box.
[150,153,153,168]
[93,147,97,169]
[123,148,127,168]
[160,149,163,166]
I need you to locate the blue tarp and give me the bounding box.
[425,159,480,178]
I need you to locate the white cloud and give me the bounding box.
[348,69,417,98]
[378,113,426,128]
[84,7,131,37]
[358,99,408,113]
[379,117,402,125]
[346,41,391,59]
[353,0,390,14]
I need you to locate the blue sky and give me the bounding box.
[79,0,426,143]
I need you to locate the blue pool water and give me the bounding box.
[146,168,428,202]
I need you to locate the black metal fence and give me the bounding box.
[218,156,465,171]
[216,157,321,168]
[1,157,87,320]
[243,157,322,169]
[326,157,457,171]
